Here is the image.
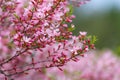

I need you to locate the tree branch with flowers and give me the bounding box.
[0,0,94,80]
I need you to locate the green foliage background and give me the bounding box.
[72,6,120,55]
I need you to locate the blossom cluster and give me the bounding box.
[12,50,120,80]
[0,0,93,80]
[44,50,120,80]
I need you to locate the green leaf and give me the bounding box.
[68,25,75,32]
[66,4,73,16]
[91,35,98,44]
[13,13,19,19]
[86,35,97,44]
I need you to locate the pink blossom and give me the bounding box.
[0,0,93,79]
[80,31,87,36]
[45,50,120,80]
[22,36,31,43]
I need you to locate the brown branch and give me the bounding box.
[0,48,29,66]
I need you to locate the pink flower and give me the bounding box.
[80,31,87,36]
[0,0,93,79]
[22,36,31,43]
[45,50,120,80]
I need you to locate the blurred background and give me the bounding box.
[72,0,120,55]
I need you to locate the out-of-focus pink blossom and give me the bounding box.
[45,50,120,80]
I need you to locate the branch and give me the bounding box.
[0,48,28,66]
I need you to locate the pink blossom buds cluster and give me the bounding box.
[45,50,120,80]
[13,50,120,80]
[0,0,94,80]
